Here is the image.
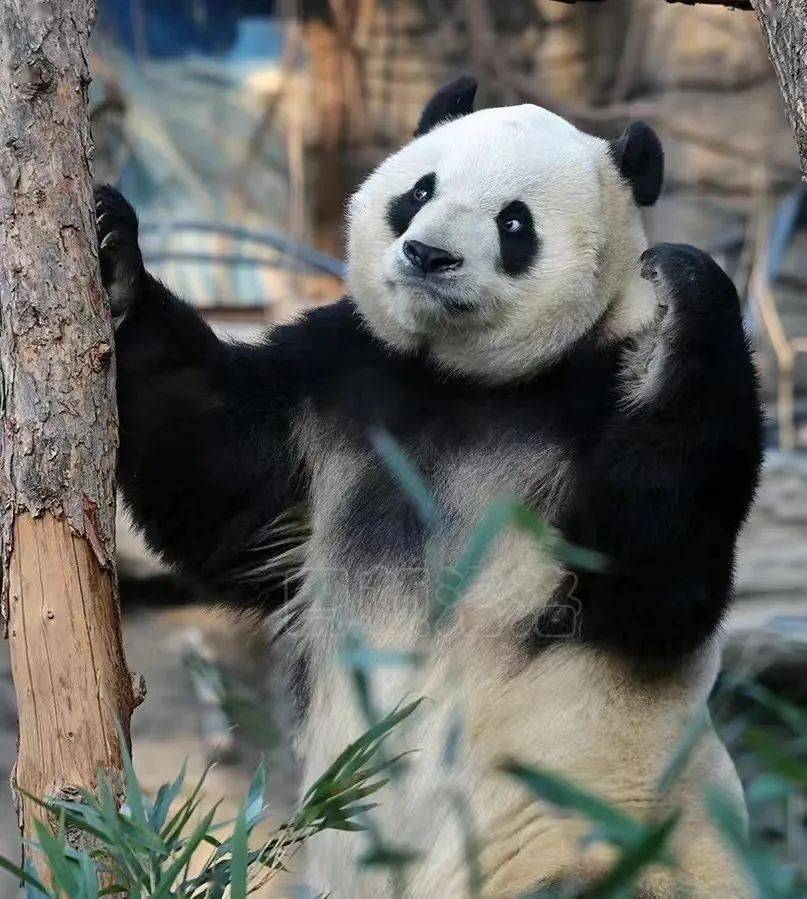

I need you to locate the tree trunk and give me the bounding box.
[0,0,140,866]
[750,0,807,178]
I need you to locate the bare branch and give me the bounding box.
[547,0,753,9]
[750,0,807,178]
[664,0,752,9]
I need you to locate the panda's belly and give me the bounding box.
[298,618,744,898]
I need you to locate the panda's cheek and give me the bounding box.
[381,243,405,282]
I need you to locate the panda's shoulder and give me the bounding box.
[264,296,396,382]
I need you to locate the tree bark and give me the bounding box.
[666,0,752,7]
[552,0,754,8]
[0,0,140,864]
[750,0,807,179]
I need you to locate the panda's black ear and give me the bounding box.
[609,122,664,207]
[414,76,477,137]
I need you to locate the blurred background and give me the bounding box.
[2,0,807,894]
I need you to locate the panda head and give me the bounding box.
[347,77,664,382]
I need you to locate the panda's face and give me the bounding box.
[348,103,658,382]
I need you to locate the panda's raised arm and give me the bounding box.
[558,243,763,660]
[96,187,328,608]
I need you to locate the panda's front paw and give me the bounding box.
[95,185,145,320]
[640,243,739,325]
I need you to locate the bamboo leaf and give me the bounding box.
[148,760,188,832]
[33,821,77,897]
[706,787,798,899]
[584,814,679,899]
[0,854,49,896]
[656,703,710,795]
[229,805,248,899]
[116,721,146,828]
[501,760,643,846]
[369,429,443,531]
[151,806,218,897]
[244,761,266,828]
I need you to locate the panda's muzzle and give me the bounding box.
[403,239,463,275]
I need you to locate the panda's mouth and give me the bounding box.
[439,295,476,314]
[393,274,476,316]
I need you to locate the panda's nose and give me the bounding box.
[403,239,463,275]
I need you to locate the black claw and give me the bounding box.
[94,185,144,313]
[640,243,740,316]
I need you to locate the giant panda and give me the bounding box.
[96,77,763,897]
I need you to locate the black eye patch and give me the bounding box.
[496,200,538,277]
[386,173,436,238]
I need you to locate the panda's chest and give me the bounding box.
[309,422,570,571]
[303,345,618,568]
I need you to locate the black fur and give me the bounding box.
[496,200,539,276]
[609,122,664,207]
[98,189,762,664]
[387,173,436,238]
[414,75,477,137]
[558,244,762,658]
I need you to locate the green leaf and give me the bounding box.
[323,819,367,833]
[93,777,152,885]
[244,761,267,828]
[584,814,679,899]
[148,760,188,832]
[33,821,78,897]
[78,853,100,899]
[656,703,710,795]
[0,854,49,895]
[359,843,419,868]
[18,791,109,847]
[162,761,213,843]
[369,429,443,531]
[433,497,516,627]
[98,887,129,898]
[339,647,425,671]
[151,805,218,897]
[448,791,482,899]
[116,721,146,828]
[745,773,792,806]
[501,760,644,846]
[736,680,807,736]
[744,728,807,785]
[229,805,248,899]
[706,786,797,899]
[431,499,605,629]
[302,699,422,805]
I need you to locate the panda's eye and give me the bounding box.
[500,218,523,234]
[496,200,534,243]
[387,172,436,238]
[495,200,538,277]
[412,180,433,203]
